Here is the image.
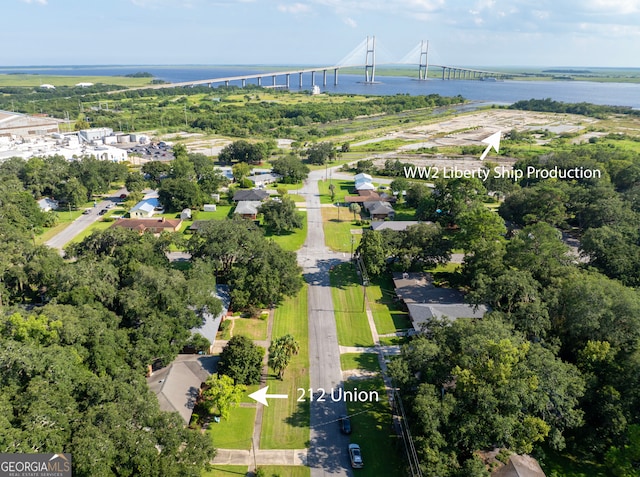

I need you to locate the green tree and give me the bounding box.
[217,335,264,385]
[306,142,336,165]
[271,154,310,183]
[202,373,246,419]
[356,230,388,277]
[268,334,300,379]
[124,172,146,194]
[158,177,204,211]
[456,203,506,251]
[219,140,265,164]
[141,160,171,185]
[349,202,361,221]
[59,177,87,209]
[259,197,303,234]
[232,162,251,183]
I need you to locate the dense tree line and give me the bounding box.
[0,85,464,139]
[386,141,640,475]
[509,98,640,118]
[0,222,219,474]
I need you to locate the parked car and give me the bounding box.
[82,209,91,215]
[119,193,127,199]
[348,443,363,469]
[339,415,352,435]
[98,209,108,216]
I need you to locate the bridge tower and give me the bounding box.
[418,40,429,80]
[364,36,376,83]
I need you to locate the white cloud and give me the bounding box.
[21,0,47,4]
[277,2,312,14]
[343,16,357,28]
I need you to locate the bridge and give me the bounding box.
[132,37,517,92]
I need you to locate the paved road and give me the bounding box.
[45,187,127,252]
[298,169,352,477]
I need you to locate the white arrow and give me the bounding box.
[248,386,289,406]
[479,130,501,161]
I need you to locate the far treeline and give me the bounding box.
[0,83,463,140]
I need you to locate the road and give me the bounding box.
[298,168,353,476]
[44,187,130,252]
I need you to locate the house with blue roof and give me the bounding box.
[130,197,162,218]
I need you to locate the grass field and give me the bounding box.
[231,317,268,341]
[265,211,308,252]
[330,264,374,348]
[367,275,412,335]
[340,353,381,373]
[255,467,311,477]
[0,74,154,87]
[320,207,366,253]
[317,179,353,204]
[343,377,404,477]
[207,407,256,450]
[202,465,248,477]
[261,285,310,449]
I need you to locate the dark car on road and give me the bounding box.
[339,415,352,435]
[98,209,108,216]
[349,443,363,469]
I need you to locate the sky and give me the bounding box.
[3,0,640,67]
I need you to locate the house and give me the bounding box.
[180,208,192,220]
[354,173,372,182]
[110,217,182,234]
[234,201,262,220]
[130,197,162,218]
[232,189,270,202]
[364,201,395,220]
[147,354,216,424]
[190,285,230,354]
[393,272,488,331]
[247,173,282,188]
[371,221,424,232]
[37,197,59,212]
[492,454,546,477]
[187,220,211,233]
[355,181,376,191]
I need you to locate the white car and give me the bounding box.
[348,443,363,469]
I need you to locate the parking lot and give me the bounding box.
[124,142,175,162]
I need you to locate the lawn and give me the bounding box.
[231,317,268,341]
[330,264,374,348]
[256,467,310,477]
[539,448,606,477]
[261,285,310,449]
[343,377,403,477]
[320,207,366,253]
[367,275,412,335]
[317,179,353,205]
[265,211,308,252]
[35,209,86,244]
[207,407,256,450]
[340,353,380,373]
[202,466,248,477]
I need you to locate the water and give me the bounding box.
[1,65,639,108]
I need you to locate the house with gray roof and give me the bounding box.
[232,189,270,202]
[492,454,546,477]
[190,285,230,354]
[364,201,395,220]
[147,355,216,424]
[234,200,262,219]
[393,272,488,331]
[371,221,425,232]
[247,173,282,188]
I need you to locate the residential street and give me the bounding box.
[298,168,352,477]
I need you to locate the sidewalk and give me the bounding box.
[213,449,308,466]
